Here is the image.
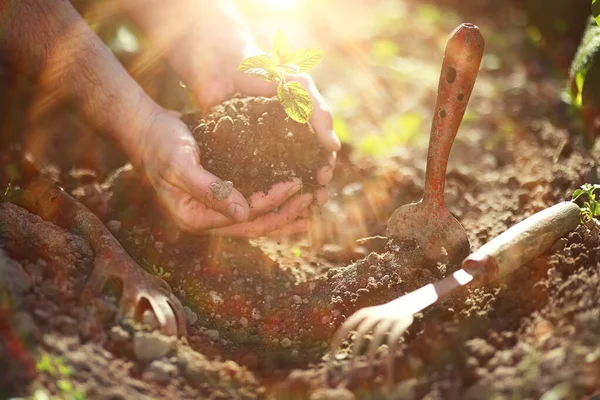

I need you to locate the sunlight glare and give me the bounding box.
[256,0,296,10]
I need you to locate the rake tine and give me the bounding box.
[366,319,395,375]
[386,315,414,386]
[350,317,380,369]
[330,309,369,355]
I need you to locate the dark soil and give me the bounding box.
[2,2,600,400]
[182,96,329,198]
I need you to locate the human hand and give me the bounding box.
[121,0,339,233]
[136,110,317,235]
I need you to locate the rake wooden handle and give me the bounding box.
[423,23,485,208]
[462,201,581,282]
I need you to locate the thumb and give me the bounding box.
[177,163,250,223]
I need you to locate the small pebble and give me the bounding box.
[133,331,176,363]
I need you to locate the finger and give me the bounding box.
[208,193,313,237]
[317,152,337,186]
[177,164,250,223]
[287,74,340,152]
[234,71,277,98]
[246,178,303,217]
[315,187,329,207]
[266,219,309,237]
[154,181,239,232]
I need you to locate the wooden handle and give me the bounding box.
[422,23,485,208]
[463,201,581,281]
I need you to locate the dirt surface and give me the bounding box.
[183,96,329,198]
[2,1,600,400]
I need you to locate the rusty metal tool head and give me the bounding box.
[387,23,485,265]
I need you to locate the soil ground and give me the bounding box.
[1,1,600,399]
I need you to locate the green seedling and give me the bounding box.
[151,264,171,278]
[35,353,85,400]
[565,0,600,109]
[36,353,72,377]
[572,183,600,222]
[238,29,323,124]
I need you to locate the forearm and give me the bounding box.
[0,0,160,163]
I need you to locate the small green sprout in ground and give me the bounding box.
[572,183,600,222]
[36,353,72,376]
[151,264,171,278]
[565,3,600,109]
[292,246,301,257]
[34,353,85,400]
[238,29,323,123]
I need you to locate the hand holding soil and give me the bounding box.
[121,0,340,235]
[1,0,339,236]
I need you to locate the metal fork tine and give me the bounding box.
[385,315,414,386]
[330,309,369,355]
[366,319,395,375]
[350,317,380,369]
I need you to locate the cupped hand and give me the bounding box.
[122,0,340,235]
[137,110,318,234]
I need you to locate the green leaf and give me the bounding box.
[238,55,278,81]
[57,379,73,392]
[593,0,600,27]
[72,391,86,400]
[36,354,55,375]
[567,16,600,107]
[281,64,301,74]
[572,188,584,200]
[592,201,600,217]
[272,29,290,65]
[279,48,323,72]
[277,81,312,123]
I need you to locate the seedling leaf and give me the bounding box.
[593,201,600,217]
[572,188,584,201]
[277,81,312,123]
[238,30,321,123]
[238,55,278,81]
[593,0,600,27]
[566,16,600,107]
[572,183,600,222]
[281,64,301,75]
[57,379,73,392]
[273,29,290,64]
[280,48,323,72]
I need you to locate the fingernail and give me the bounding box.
[328,130,342,151]
[227,203,246,222]
[288,179,303,196]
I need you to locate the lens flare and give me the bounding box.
[256,0,296,9]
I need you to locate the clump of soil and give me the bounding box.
[182,96,329,198]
